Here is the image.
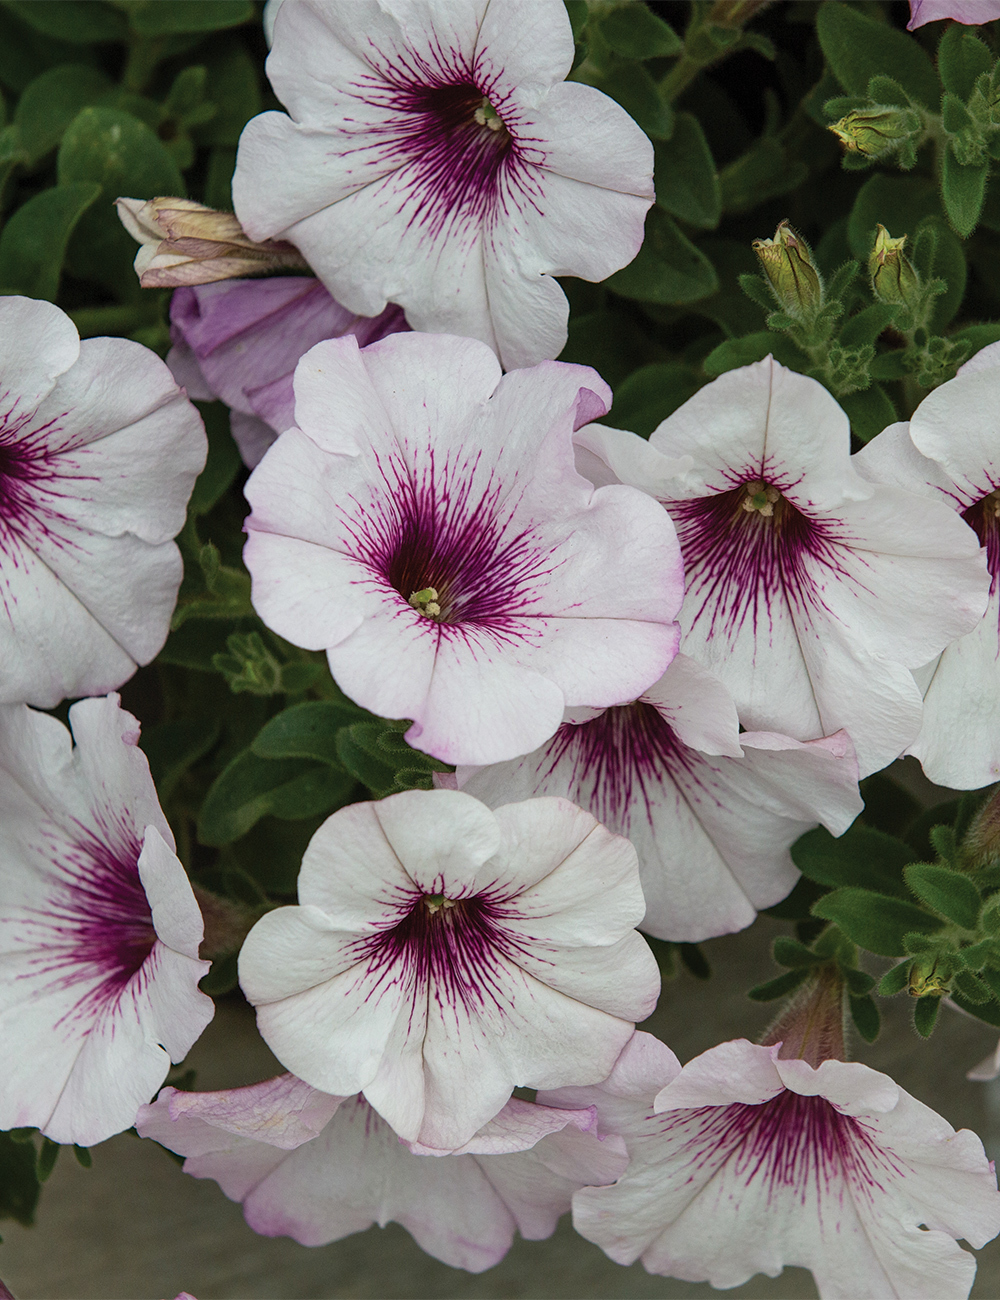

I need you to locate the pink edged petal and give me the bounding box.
[0,295,80,408]
[539,1030,682,1131]
[731,730,861,835]
[650,358,866,511]
[482,227,573,370]
[909,0,1000,27]
[854,420,962,506]
[574,421,694,495]
[410,1096,601,1156]
[243,530,367,652]
[774,1058,899,1114]
[137,825,204,960]
[654,1040,784,1110]
[643,653,742,757]
[139,1076,347,1150]
[959,339,1000,374]
[373,788,501,888]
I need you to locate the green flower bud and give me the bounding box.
[868,225,922,308]
[752,221,823,320]
[829,105,923,161]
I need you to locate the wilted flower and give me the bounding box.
[231,0,654,369]
[543,1032,1000,1299]
[0,696,213,1146]
[575,356,990,777]
[116,197,307,288]
[448,654,862,942]
[0,296,205,707]
[137,1073,627,1271]
[168,277,407,466]
[238,788,660,1150]
[244,331,683,766]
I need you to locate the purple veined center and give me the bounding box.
[355,46,541,240]
[665,1090,902,1208]
[345,449,558,638]
[670,478,849,642]
[0,410,70,554]
[19,820,157,1030]
[544,700,703,832]
[353,887,531,1018]
[963,488,1000,596]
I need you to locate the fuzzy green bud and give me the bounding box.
[752,221,823,320]
[829,105,923,162]
[868,225,922,308]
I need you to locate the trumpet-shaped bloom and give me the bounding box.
[137,1072,627,1272]
[448,654,862,942]
[908,1,1000,28]
[168,277,407,467]
[238,788,659,1150]
[244,331,682,766]
[575,357,990,777]
[0,695,213,1146]
[542,1033,1000,1300]
[0,296,205,706]
[232,0,653,370]
[857,344,1000,787]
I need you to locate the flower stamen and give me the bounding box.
[423,892,457,914]
[741,480,781,518]
[473,98,506,134]
[408,586,442,618]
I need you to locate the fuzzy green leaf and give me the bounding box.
[607,362,701,436]
[654,112,720,229]
[811,888,943,957]
[599,4,681,59]
[2,0,127,44]
[0,1130,40,1227]
[14,62,112,163]
[840,385,897,444]
[904,861,982,929]
[702,331,807,377]
[140,716,219,805]
[188,403,241,517]
[252,701,364,766]
[120,0,253,35]
[597,61,673,139]
[878,961,912,996]
[198,751,355,845]
[791,825,916,898]
[938,25,992,101]
[942,150,988,239]
[0,181,100,300]
[607,208,717,304]
[849,994,880,1042]
[747,968,809,1001]
[817,3,939,110]
[772,936,824,968]
[913,994,941,1037]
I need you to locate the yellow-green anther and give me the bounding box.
[752,221,823,319]
[409,587,442,618]
[424,893,456,914]
[474,98,505,132]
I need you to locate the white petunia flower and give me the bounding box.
[575,356,990,777]
[543,1032,1000,1300]
[137,1072,627,1272]
[0,695,213,1146]
[238,788,659,1150]
[0,296,205,707]
[232,0,654,370]
[448,653,862,942]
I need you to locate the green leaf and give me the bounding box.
[954,969,993,1004]
[747,968,809,1001]
[843,967,875,996]
[188,402,241,516]
[0,181,100,301]
[35,1138,59,1182]
[913,994,941,1037]
[2,0,127,43]
[942,89,975,135]
[252,701,363,766]
[678,943,711,980]
[607,208,717,304]
[869,350,911,381]
[866,74,912,109]
[849,993,880,1042]
[140,716,219,805]
[15,63,112,163]
[204,144,237,210]
[816,3,939,110]
[878,961,912,996]
[811,888,943,957]
[597,61,673,140]
[336,721,450,798]
[942,149,988,238]
[654,112,720,230]
[607,363,701,436]
[719,135,808,214]
[120,0,253,35]
[952,987,1000,1026]
[792,825,916,898]
[938,26,992,101]
[702,330,807,377]
[231,812,329,896]
[763,875,830,921]
[0,1130,40,1226]
[198,751,355,845]
[565,0,588,40]
[773,936,824,968]
[839,303,900,347]
[157,616,259,672]
[904,861,982,929]
[599,4,681,59]
[957,937,998,969]
[73,1145,92,1168]
[57,106,185,295]
[200,950,239,995]
[839,385,897,444]
[195,45,261,147]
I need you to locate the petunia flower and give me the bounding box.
[237,788,660,1151]
[541,1032,1000,1299]
[856,344,1000,788]
[447,653,862,942]
[908,0,1000,29]
[231,0,654,370]
[0,295,206,707]
[0,695,213,1147]
[137,1071,627,1272]
[575,356,990,778]
[243,330,683,766]
[168,276,407,467]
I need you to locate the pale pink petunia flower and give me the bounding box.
[447,653,862,943]
[137,1071,627,1272]
[908,0,1000,29]
[232,0,654,370]
[857,343,1000,788]
[238,788,660,1150]
[575,356,990,778]
[541,1032,1000,1300]
[0,695,213,1147]
[243,330,683,766]
[0,297,205,707]
[168,277,407,467]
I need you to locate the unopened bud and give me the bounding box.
[115,197,308,288]
[868,224,922,308]
[961,782,1000,870]
[752,221,823,319]
[908,953,951,998]
[829,105,922,160]
[760,965,846,1067]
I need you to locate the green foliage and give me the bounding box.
[607,207,718,304]
[654,112,720,229]
[336,720,452,798]
[198,750,356,846]
[816,4,939,111]
[0,181,100,298]
[0,1130,40,1228]
[811,888,943,957]
[598,4,681,61]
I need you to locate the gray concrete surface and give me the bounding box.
[3,912,1000,1299]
